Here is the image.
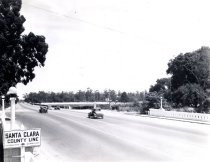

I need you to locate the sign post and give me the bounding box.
[20,124,25,162]
[1,95,5,123]
[10,97,16,130]
[21,146,25,162]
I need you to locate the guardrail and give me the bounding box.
[149,109,210,122]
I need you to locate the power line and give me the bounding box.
[23,2,165,47]
[24,3,123,34]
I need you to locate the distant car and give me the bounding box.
[39,106,48,113]
[88,108,104,119]
[54,107,60,110]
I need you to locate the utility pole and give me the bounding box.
[109,90,111,109]
[160,96,164,110]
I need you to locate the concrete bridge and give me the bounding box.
[39,102,129,109]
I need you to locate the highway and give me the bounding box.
[8,103,210,162]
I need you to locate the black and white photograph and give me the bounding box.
[0,0,210,162]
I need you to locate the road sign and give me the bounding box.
[4,129,41,148]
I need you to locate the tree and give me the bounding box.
[144,92,160,109]
[166,47,210,112]
[103,89,109,101]
[172,84,207,112]
[0,0,48,94]
[24,92,40,103]
[149,78,171,93]
[120,92,129,103]
[94,90,101,101]
[149,77,172,103]
[75,90,86,102]
[109,90,117,102]
[167,47,210,91]
[206,78,210,111]
[85,88,95,101]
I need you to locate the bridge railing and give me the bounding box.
[149,109,210,122]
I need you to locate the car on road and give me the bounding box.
[39,106,48,113]
[54,107,60,110]
[88,108,104,119]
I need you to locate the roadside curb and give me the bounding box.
[124,112,210,125]
[69,109,210,125]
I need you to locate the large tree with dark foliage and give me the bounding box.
[167,47,210,91]
[0,0,48,94]
[172,83,207,112]
[167,47,210,112]
[149,78,171,93]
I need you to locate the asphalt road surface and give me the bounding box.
[7,103,210,162]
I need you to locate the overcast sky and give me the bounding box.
[16,0,210,98]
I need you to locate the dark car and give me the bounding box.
[88,108,104,119]
[54,107,60,110]
[39,106,48,113]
